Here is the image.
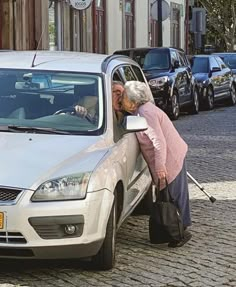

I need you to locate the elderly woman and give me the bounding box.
[122,80,192,247]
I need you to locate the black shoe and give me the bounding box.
[168,230,192,248]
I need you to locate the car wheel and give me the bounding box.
[92,191,117,270]
[205,86,214,110]
[132,183,153,216]
[229,84,236,106]
[169,91,180,120]
[189,87,199,114]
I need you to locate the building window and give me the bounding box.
[93,0,106,53]
[124,0,135,48]
[170,3,180,48]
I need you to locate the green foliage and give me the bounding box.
[199,0,236,51]
[49,23,56,42]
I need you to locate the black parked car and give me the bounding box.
[113,47,199,120]
[190,55,236,109]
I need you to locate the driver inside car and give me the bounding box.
[54,84,99,125]
[74,95,98,124]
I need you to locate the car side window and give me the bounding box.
[131,65,146,82]
[210,57,221,70]
[119,65,137,81]
[133,51,146,68]
[215,56,227,69]
[113,71,123,82]
[170,51,178,66]
[177,52,186,67]
[112,69,126,143]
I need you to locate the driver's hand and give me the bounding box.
[74,105,88,117]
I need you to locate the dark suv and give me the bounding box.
[113,47,199,120]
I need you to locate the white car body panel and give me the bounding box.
[0,51,152,261]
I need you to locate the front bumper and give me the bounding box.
[197,84,208,102]
[150,85,171,109]
[0,188,113,259]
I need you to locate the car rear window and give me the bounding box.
[222,55,236,69]
[141,50,170,70]
[191,57,209,73]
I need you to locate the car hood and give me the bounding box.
[143,69,169,79]
[0,133,108,189]
[193,73,209,82]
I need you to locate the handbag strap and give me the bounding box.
[156,178,174,202]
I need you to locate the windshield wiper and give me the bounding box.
[0,125,71,134]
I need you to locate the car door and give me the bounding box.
[215,56,232,97]
[177,51,192,103]
[116,65,152,213]
[209,56,222,98]
[170,50,185,103]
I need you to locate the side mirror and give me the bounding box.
[122,115,148,132]
[211,67,221,73]
[173,60,180,69]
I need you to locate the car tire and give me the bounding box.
[205,86,214,110]
[189,87,199,114]
[91,191,117,270]
[132,183,153,216]
[169,90,180,120]
[228,84,236,106]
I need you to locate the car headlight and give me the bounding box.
[31,172,91,202]
[149,76,168,87]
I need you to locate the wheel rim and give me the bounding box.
[194,90,199,112]
[231,85,236,104]
[207,88,214,108]
[172,93,180,117]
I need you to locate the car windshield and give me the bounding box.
[0,69,104,135]
[191,57,209,73]
[134,50,170,70]
[221,54,236,69]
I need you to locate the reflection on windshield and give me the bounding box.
[133,50,169,70]
[0,70,103,134]
[191,58,209,73]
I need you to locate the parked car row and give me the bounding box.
[113,48,236,120]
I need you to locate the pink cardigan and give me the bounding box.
[135,102,188,185]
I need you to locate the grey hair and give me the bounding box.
[124,81,151,105]
[112,80,124,87]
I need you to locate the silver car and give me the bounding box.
[0,51,152,270]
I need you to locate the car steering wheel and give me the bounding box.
[54,107,76,115]
[54,107,95,124]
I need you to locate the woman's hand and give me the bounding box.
[157,171,167,190]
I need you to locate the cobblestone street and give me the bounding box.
[1,105,236,287]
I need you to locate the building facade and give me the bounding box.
[0,0,187,53]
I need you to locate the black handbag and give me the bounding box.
[149,182,184,244]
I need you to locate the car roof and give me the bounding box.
[114,46,184,53]
[212,52,236,55]
[193,54,214,58]
[0,51,131,73]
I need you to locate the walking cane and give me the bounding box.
[187,172,216,203]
